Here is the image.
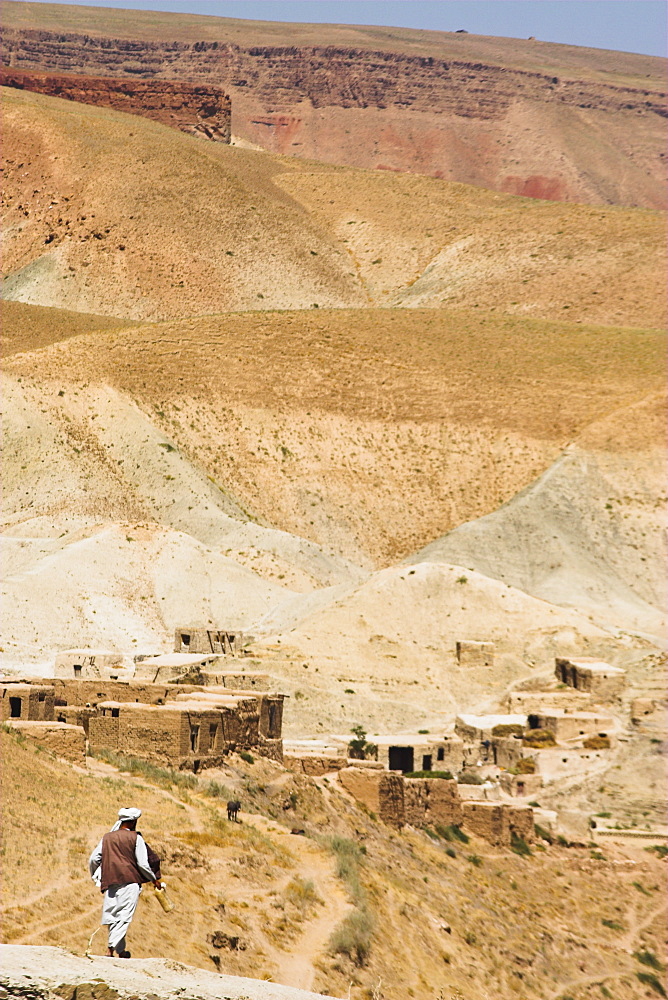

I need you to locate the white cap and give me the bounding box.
[111,807,142,830]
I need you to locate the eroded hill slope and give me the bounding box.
[2,0,666,207]
[3,86,665,323]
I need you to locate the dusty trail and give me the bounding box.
[243,814,352,991]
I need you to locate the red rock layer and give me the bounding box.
[0,67,231,142]
[2,28,666,206]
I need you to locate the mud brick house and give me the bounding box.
[174,627,250,657]
[403,776,464,827]
[88,692,284,769]
[1,682,54,721]
[462,802,534,847]
[455,714,526,742]
[369,733,465,773]
[527,710,615,742]
[54,649,131,680]
[499,772,543,798]
[7,720,86,764]
[337,767,406,827]
[456,641,495,667]
[133,652,224,683]
[555,658,625,702]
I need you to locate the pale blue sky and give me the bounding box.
[22,1,668,56]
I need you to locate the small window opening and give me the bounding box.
[38,691,46,702]
[57,714,66,723]
[111,708,120,718]
[181,633,191,646]
[73,665,82,677]
[437,747,445,761]
[9,697,22,718]
[190,725,200,752]
[528,714,540,730]
[422,754,432,771]
[209,723,218,745]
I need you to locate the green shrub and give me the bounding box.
[645,844,668,858]
[636,972,666,996]
[458,771,485,785]
[405,770,453,780]
[94,748,198,790]
[632,881,651,895]
[467,854,483,867]
[510,832,532,857]
[602,918,624,931]
[435,824,469,844]
[347,725,378,761]
[239,751,254,764]
[635,950,664,971]
[445,846,456,858]
[534,824,553,844]
[329,907,374,966]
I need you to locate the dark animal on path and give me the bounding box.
[227,800,241,822]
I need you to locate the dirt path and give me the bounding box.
[545,899,667,1000]
[243,815,352,991]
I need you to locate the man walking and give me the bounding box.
[88,807,161,958]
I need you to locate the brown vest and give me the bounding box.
[100,828,144,892]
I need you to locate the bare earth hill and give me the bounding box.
[2,0,666,207]
[1,17,666,999]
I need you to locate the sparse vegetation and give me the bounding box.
[510,832,532,857]
[523,729,557,748]
[347,725,378,761]
[458,771,485,785]
[405,770,453,780]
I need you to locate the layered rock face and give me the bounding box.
[2,26,666,206]
[0,66,231,141]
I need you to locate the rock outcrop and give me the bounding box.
[0,67,231,141]
[1,23,666,206]
[0,944,341,999]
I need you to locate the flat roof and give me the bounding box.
[457,714,526,727]
[56,649,121,656]
[567,659,625,674]
[138,653,220,667]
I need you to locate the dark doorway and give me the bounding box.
[268,703,278,736]
[437,747,445,761]
[422,754,432,771]
[528,714,540,730]
[190,725,200,752]
[9,697,22,718]
[388,746,414,772]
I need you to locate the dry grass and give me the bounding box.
[1,728,665,999]
[2,85,664,323]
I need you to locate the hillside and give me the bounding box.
[2,1,666,208]
[2,728,666,1000]
[3,85,664,323]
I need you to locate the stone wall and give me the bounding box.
[284,753,347,776]
[0,68,231,142]
[53,650,127,680]
[529,711,614,741]
[507,690,592,713]
[462,802,534,847]
[1,684,54,722]
[555,658,625,702]
[9,721,86,764]
[175,627,247,655]
[499,772,543,798]
[338,767,405,827]
[404,778,463,828]
[456,641,494,667]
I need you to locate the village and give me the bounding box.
[3,625,656,852]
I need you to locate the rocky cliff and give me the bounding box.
[1,23,666,206]
[0,66,231,141]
